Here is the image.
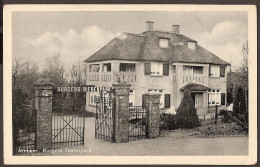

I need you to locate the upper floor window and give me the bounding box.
[183,65,203,74]
[209,65,225,77]
[187,42,196,50]
[151,63,163,76]
[119,63,136,72]
[159,38,169,48]
[89,64,100,72]
[102,63,111,72]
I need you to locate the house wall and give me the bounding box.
[85,61,228,116]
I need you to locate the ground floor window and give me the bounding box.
[89,91,100,106]
[148,89,164,108]
[129,90,134,107]
[208,89,221,106]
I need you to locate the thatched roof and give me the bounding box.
[85,31,229,65]
[180,82,211,91]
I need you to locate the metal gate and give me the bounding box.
[52,92,86,148]
[129,106,148,141]
[13,107,37,152]
[95,92,115,142]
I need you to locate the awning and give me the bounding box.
[180,82,211,91]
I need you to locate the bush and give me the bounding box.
[233,87,246,114]
[176,91,200,129]
[160,113,177,130]
[219,109,232,123]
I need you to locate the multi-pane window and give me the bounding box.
[119,63,136,72]
[208,89,221,106]
[151,63,163,75]
[183,66,203,74]
[210,65,220,77]
[89,91,99,105]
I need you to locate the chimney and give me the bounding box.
[146,21,154,31]
[172,25,180,34]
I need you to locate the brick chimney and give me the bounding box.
[172,25,180,34]
[146,21,154,31]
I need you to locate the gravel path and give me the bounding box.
[33,117,248,156]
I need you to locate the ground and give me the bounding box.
[26,117,248,156]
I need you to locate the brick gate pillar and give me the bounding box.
[112,83,131,143]
[144,93,161,138]
[34,78,54,151]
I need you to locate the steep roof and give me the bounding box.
[85,31,229,65]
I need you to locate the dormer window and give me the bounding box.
[159,38,169,48]
[187,41,196,50]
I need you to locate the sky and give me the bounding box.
[12,11,248,70]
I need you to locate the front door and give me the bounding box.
[191,93,199,108]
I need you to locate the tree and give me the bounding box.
[43,54,66,86]
[233,87,246,115]
[176,91,200,129]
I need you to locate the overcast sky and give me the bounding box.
[12,11,248,69]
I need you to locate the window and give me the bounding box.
[102,63,111,72]
[187,42,196,50]
[208,89,221,106]
[119,63,136,72]
[129,90,135,107]
[159,38,169,48]
[151,63,163,76]
[89,91,100,105]
[183,66,193,74]
[220,66,225,77]
[172,65,176,73]
[89,64,100,72]
[148,89,164,108]
[193,66,203,74]
[183,66,203,74]
[210,65,220,77]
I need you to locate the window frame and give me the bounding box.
[159,38,170,48]
[151,63,163,76]
[208,89,221,106]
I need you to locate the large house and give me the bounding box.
[84,21,230,117]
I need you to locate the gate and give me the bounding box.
[129,106,148,141]
[13,107,37,152]
[95,92,115,142]
[52,92,86,148]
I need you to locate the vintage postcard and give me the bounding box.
[3,4,257,165]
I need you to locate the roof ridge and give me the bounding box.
[123,32,144,37]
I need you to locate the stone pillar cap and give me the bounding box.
[34,78,54,86]
[112,83,131,88]
[145,92,161,96]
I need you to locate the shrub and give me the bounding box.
[219,109,232,123]
[160,113,177,130]
[233,87,246,114]
[176,90,200,129]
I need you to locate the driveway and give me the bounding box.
[35,117,248,156]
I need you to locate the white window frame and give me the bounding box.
[151,63,163,76]
[210,65,220,77]
[129,90,135,107]
[148,89,164,108]
[159,38,169,48]
[187,42,196,50]
[208,89,221,106]
[89,91,100,106]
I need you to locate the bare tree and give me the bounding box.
[43,54,66,86]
